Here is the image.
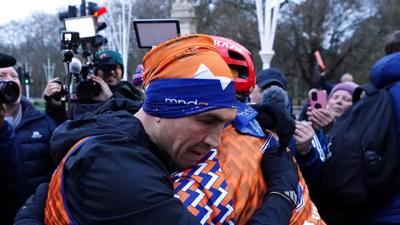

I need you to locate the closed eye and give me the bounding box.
[198,118,217,126]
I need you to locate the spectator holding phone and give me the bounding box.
[309,82,358,130]
[295,82,358,156]
[292,81,359,220]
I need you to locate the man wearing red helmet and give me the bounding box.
[172,36,325,225]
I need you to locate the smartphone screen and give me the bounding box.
[64,16,96,39]
[309,89,328,110]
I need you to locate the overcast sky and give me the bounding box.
[0,0,101,25]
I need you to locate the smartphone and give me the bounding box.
[314,50,326,72]
[309,89,328,110]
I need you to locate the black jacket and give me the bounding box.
[49,99,200,224]
[0,98,56,225]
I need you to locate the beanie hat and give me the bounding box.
[142,34,241,118]
[256,68,288,90]
[95,50,124,74]
[0,53,16,68]
[143,34,234,86]
[330,81,359,97]
[132,64,144,86]
[96,50,123,66]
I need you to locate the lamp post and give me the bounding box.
[103,0,133,81]
[256,0,285,69]
[43,55,55,83]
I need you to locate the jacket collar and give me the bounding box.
[15,97,45,130]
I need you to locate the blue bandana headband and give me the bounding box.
[143,78,239,118]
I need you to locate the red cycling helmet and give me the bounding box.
[212,36,256,93]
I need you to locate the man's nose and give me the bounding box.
[204,125,224,149]
[336,99,343,105]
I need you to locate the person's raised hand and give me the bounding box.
[43,77,63,105]
[293,121,315,155]
[90,76,113,102]
[307,107,334,130]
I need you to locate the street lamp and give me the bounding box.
[255,0,286,69]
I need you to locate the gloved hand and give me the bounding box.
[43,77,65,105]
[261,147,299,209]
[251,103,295,148]
[14,183,48,225]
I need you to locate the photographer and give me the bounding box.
[0,53,57,225]
[44,50,143,123]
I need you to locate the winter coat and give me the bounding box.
[0,97,56,224]
[368,51,400,224]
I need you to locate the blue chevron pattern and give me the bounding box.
[173,149,235,225]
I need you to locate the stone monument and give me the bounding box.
[170,0,197,35]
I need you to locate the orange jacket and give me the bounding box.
[174,125,325,225]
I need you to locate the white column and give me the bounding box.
[25,85,30,99]
[103,0,133,81]
[256,0,285,69]
[43,55,55,83]
[170,0,197,35]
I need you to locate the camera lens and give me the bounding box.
[311,92,318,101]
[77,80,101,101]
[50,81,66,101]
[0,81,19,104]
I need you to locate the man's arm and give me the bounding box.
[250,147,299,225]
[63,138,201,225]
[14,184,48,225]
[15,138,201,225]
[43,77,67,124]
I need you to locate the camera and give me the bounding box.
[70,64,101,103]
[61,31,80,50]
[0,81,20,104]
[49,80,67,102]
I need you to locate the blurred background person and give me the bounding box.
[43,50,143,123]
[250,68,293,116]
[131,63,144,93]
[0,53,56,225]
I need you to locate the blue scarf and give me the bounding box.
[143,78,239,118]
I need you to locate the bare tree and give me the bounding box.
[274,0,374,88]
[0,12,63,98]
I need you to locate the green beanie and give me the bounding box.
[96,50,124,67]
